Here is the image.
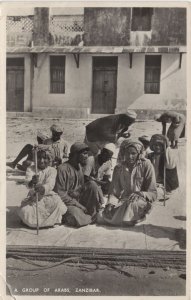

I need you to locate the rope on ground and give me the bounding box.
[7,256,81,271]
[108,264,135,278]
[7,247,186,270]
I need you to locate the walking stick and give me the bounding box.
[163,141,167,207]
[34,145,39,235]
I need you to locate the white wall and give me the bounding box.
[32,52,186,113]
[117,53,186,111]
[6,7,34,16]
[33,53,92,111]
[50,8,84,15]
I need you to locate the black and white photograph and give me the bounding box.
[2,2,189,297]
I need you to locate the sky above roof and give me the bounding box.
[6,7,84,16]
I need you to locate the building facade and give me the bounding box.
[6,7,187,117]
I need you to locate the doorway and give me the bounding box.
[6,57,24,112]
[92,56,118,114]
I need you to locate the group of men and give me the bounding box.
[7,110,185,228]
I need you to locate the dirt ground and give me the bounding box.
[6,116,187,296]
[7,258,186,296]
[6,117,168,159]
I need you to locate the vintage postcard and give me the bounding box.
[0,1,190,299]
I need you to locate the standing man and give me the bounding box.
[84,111,137,155]
[154,111,186,149]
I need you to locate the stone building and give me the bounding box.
[6,7,187,117]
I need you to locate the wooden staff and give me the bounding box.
[34,145,39,235]
[163,140,167,207]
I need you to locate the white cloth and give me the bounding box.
[18,166,67,228]
[83,156,112,181]
[165,147,177,169]
[44,138,69,161]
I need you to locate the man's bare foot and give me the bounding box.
[6,161,16,169]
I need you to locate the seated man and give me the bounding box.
[148,134,179,200]
[18,147,67,228]
[6,124,68,171]
[98,139,157,226]
[138,135,152,158]
[82,143,115,196]
[84,111,137,155]
[54,142,104,228]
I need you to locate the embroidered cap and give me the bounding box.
[138,135,150,143]
[125,110,137,119]
[50,124,63,133]
[103,143,116,154]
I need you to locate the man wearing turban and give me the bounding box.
[98,138,157,226]
[18,147,67,228]
[148,134,179,199]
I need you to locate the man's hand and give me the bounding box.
[128,192,144,202]
[34,184,45,196]
[68,190,81,199]
[28,175,39,188]
[53,157,62,168]
[103,203,115,219]
[31,175,39,185]
[120,131,131,138]
[78,204,87,213]
[105,203,115,212]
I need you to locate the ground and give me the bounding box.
[7,258,186,296]
[6,116,187,296]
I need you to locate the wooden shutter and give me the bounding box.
[145,55,161,94]
[50,56,65,93]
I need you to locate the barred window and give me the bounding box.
[145,55,161,94]
[131,8,153,31]
[50,56,65,93]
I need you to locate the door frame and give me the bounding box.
[91,56,118,114]
[6,57,25,112]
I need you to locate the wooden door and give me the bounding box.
[6,58,24,112]
[92,57,118,114]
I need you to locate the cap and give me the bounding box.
[125,110,137,119]
[50,124,63,133]
[70,142,89,154]
[138,135,150,143]
[103,143,116,154]
[37,131,49,141]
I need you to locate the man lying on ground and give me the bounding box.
[84,111,137,155]
[54,142,105,228]
[97,139,157,226]
[148,134,179,201]
[6,124,69,171]
[17,147,67,228]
